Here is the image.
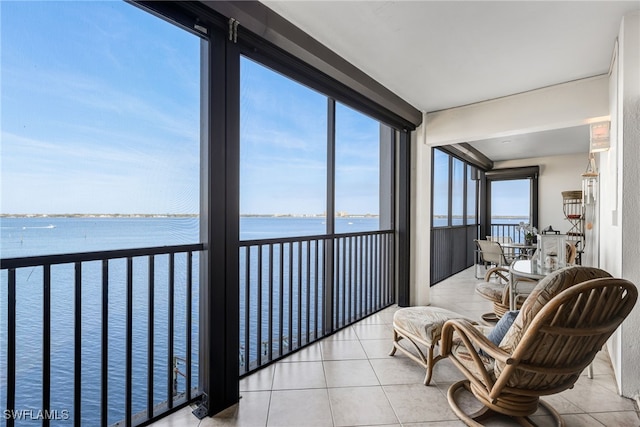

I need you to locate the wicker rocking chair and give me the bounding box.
[441,266,637,426]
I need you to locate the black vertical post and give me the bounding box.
[125,258,133,427]
[167,254,175,406]
[74,262,82,427]
[201,28,239,416]
[147,256,154,419]
[7,269,16,427]
[43,265,51,427]
[186,251,192,400]
[324,99,335,333]
[101,260,109,427]
[397,130,411,306]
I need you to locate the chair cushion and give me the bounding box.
[475,281,504,302]
[495,266,612,381]
[393,306,475,345]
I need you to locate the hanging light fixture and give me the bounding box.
[589,122,611,152]
[582,153,598,206]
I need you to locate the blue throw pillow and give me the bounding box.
[481,310,519,357]
[488,310,518,345]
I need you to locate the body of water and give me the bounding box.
[0,216,379,425]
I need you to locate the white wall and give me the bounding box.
[600,10,640,399]
[493,154,585,236]
[410,118,431,306]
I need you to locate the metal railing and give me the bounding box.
[2,231,396,424]
[1,244,204,427]
[488,223,525,243]
[239,230,395,374]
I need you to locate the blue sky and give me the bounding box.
[1,1,200,214]
[1,1,382,216]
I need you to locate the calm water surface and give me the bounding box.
[0,216,378,425]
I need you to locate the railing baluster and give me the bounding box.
[257,246,263,365]
[101,260,109,427]
[288,242,293,348]
[278,243,284,357]
[7,269,16,427]
[1,244,204,427]
[43,264,51,427]
[244,247,250,372]
[341,237,346,327]
[268,244,273,362]
[167,254,175,408]
[147,255,154,418]
[334,239,339,327]
[306,239,311,344]
[186,251,192,400]
[313,240,319,340]
[74,262,82,427]
[297,241,302,349]
[350,236,355,323]
[126,258,133,427]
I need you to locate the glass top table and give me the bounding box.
[508,260,548,310]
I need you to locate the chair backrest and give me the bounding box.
[493,266,637,394]
[475,239,507,266]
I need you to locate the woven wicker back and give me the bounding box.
[493,274,637,393]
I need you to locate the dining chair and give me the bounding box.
[475,239,510,270]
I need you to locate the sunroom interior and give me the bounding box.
[168,0,640,425]
[2,1,639,426]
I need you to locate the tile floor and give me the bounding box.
[154,267,640,427]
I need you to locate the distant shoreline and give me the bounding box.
[1,213,379,219]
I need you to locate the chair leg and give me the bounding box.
[447,380,566,427]
[447,380,487,427]
[389,329,398,356]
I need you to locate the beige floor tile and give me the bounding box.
[352,323,393,340]
[324,326,358,341]
[360,339,398,359]
[590,410,640,427]
[151,406,200,427]
[328,386,398,426]
[369,356,426,385]
[266,389,332,427]
[241,364,275,391]
[323,360,379,387]
[403,421,466,427]
[529,413,603,427]
[272,361,327,390]
[561,380,636,412]
[534,393,584,415]
[279,342,323,362]
[321,339,367,360]
[202,391,271,427]
[430,358,467,385]
[383,383,458,423]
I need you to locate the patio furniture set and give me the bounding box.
[389,265,637,426]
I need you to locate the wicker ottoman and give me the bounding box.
[389,306,475,385]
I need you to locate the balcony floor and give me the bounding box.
[154,267,640,427]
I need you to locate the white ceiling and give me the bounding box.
[261,1,638,161]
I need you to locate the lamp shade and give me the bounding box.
[590,122,610,152]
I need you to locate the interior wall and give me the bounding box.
[493,153,585,235]
[410,118,431,306]
[601,10,640,399]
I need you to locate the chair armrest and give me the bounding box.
[441,319,513,364]
[484,267,509,283]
